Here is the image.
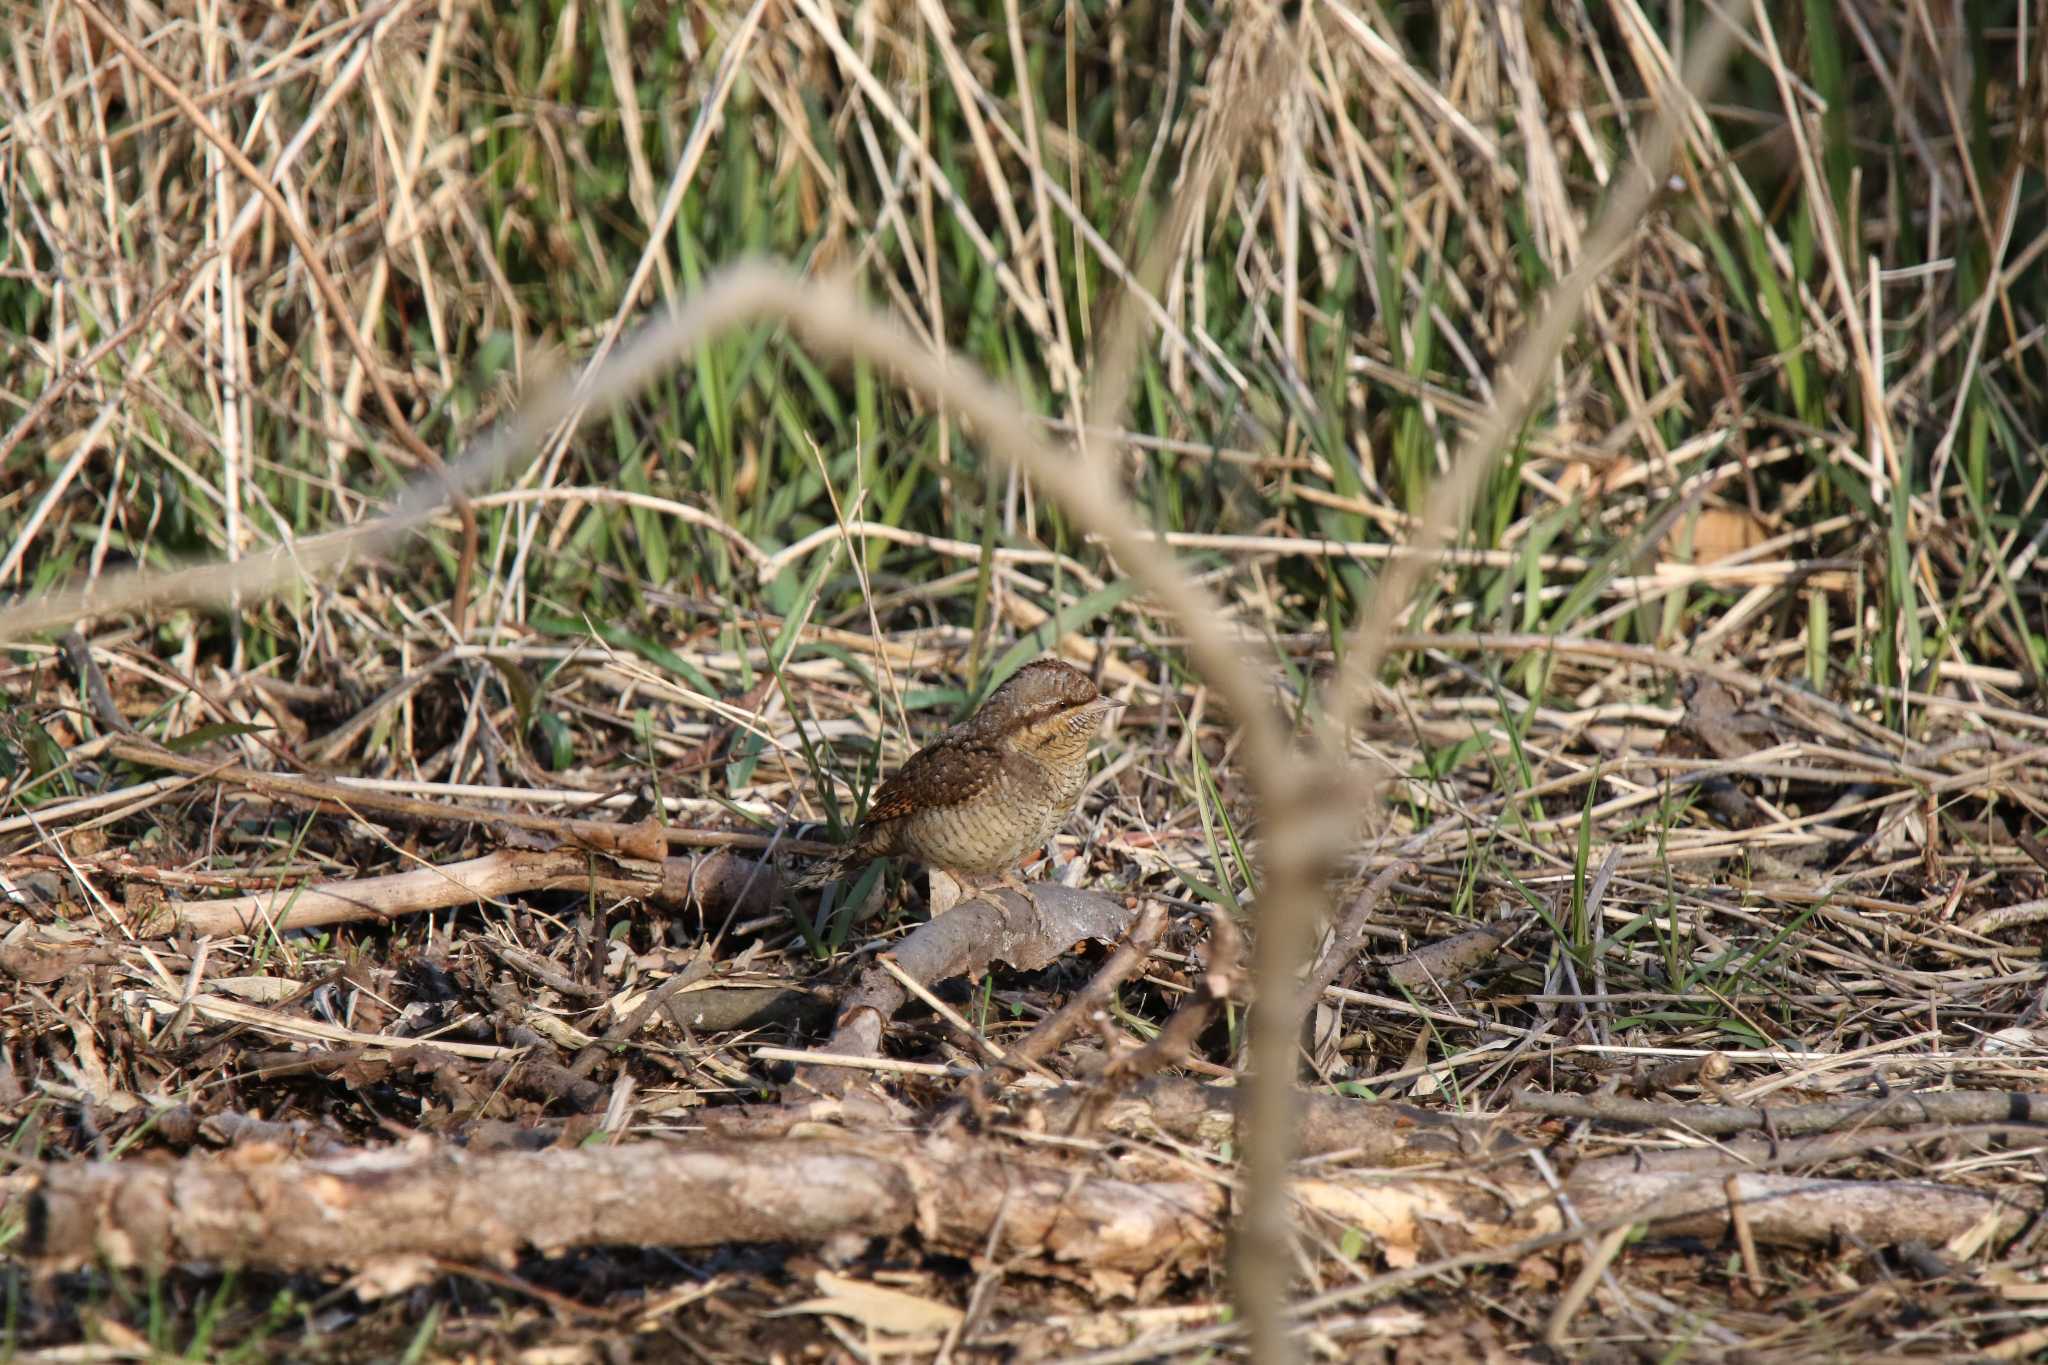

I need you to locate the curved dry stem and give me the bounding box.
[1227,12,1746,1361]
[1062,16,1329,1356]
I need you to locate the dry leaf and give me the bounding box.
[346,1254,438,1300]
[779,1271,964,1335]
[210,976,302,1003]
[1666,505,1769,563]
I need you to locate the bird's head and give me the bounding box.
[972,657,1122,760]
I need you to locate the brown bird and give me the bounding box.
[807,658,1122,899]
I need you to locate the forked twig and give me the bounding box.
[967,899,1169,1104]
[1225,13,1748,1359]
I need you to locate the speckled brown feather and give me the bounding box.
[860,738,1004,831]
[802,657,1119,888]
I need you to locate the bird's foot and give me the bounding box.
[935,869,1046,915]
[975,869,1046,911]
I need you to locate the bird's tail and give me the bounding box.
[789,844,868,891]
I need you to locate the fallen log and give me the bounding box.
[19,1125,2026,1290]
[20,1132,1224,1293]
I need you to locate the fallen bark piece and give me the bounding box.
[797,885,1136,1096]
[1383,917,1523,992]
[661,982,835,1033]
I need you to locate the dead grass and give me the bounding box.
[2,0,2046,1359]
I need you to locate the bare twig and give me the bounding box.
[969,899,1168,1097]
[796,886,1137,1097]
[1301,860,1413,1018]
[1102,906,1241,1089]
[148,847,780,938]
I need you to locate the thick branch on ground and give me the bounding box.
[21,1134,1223,1287]
[794,886,1136,1097]
[1514,1087,2048,1136]
[1563,1168,2024,1248]
[23,1127,2026,1283]
[148,847,782,937]
[1024,1076,1507,1165]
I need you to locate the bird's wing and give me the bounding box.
[863,737,1006,823]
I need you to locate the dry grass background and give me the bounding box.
[2,0,2046,1359]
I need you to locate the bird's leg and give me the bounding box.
[983,840,1067,905]
[933,870,1034,914]
[929,869,967,916]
